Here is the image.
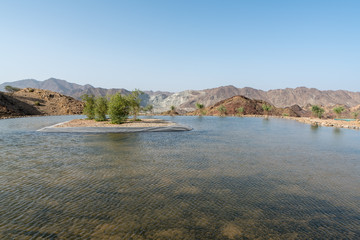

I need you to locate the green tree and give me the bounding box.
[94,96,108,121]
[170,105,176,115]
[108,93,130,124]
[143,104,153,114]
[81,94,95,120]
[218,105,227,116]
[5,85,21,93]
[196,102,205,115]
[262,104,272,117]
[311,105,325,119]
[127,89,143,121]
[333,106,345,118]
[352,111,359,119]
[236,107,244,116]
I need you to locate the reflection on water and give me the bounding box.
[1,116,360,239]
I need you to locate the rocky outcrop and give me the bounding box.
[187,95,300,117]
[0,88,84,119]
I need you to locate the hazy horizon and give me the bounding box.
[1,0,359,92]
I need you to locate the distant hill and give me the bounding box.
[2,78,360,113]
[0,88,83,118]
[0,78,131,100]
[187,95,302,117]
[154,85,360,112]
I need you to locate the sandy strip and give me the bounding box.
[54,118,175,128]
[37,118,192,133]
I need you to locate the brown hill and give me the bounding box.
[188,95,301,117]
[3,79,360,113]
[151,85,360,113]
[0,88,84,119]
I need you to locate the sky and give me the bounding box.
[0,0,359,92]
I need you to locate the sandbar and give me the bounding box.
[37,118,192,133]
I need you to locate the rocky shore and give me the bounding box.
[292,117,360,130]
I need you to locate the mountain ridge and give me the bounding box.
[2,78,360,112]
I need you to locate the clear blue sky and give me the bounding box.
[0,0,359,92]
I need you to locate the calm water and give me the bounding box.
[1,116,360,239]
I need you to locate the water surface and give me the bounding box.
[1,116,359,239]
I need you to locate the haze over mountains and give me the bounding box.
[1,78,360,113]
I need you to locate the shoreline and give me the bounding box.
[2,114,359,131]
[184,114,360,130]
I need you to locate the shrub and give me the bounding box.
[311,105,325,119]
[29,88,35,92]
[34,101,40,106]
[236,107,244,116]
[333,106,345,118]
[142,104,153,114]
[94,96,108,121]
[352,112,359,119]
[262,104,272,116]
[81,94,95,120]
[218,105,227,116]
[5,85,21,93]
[108,93,130,124]
[196,103,205,115]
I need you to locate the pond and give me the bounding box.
[1,115,359,239]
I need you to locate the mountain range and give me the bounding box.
[1,78,360,113]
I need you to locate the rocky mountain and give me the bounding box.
[0,78,131,100]
[187,95,302,117]
[0,88,83,119]
[2,78,360,113]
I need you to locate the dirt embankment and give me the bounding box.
[0,88,84,119]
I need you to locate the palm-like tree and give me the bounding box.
[196,102,205,115]
[262,104,272,117]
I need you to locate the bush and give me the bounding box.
[5,85,21,93]
[94,96,108,121]
[311,105,325,119]
[34,101,40,106]
[262,104,272,115]
[108,93,130,124]
[81,94,95,120]
[333,106,345,118]
[196,103,205,115]
[142,104,153,114]
[29,88,35,92]
[218,105,226,116]
[236,107,244,116]
[352,112,359,119]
